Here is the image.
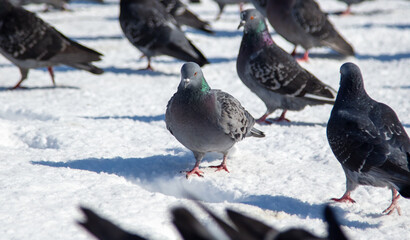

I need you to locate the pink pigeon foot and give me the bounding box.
[296,51,309,62]
[331,191,356,203]
[382,189,401,215]
[185,166,204,178]
[209,164,230,173]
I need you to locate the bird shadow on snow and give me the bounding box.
[327,9,393,16]
[356,52,410,62]
[0,85,80,91]
[32,154,379,229]
[81,114,165,123]
[102,66,179,77]
[70,35,123,42]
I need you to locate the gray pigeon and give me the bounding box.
[119,0,209,70]
[0,0,103,89]
[266,0,355,61]
[159,0,214,34]
[212,0,250,20]
[337,0,370,15]
[327,62,410,215]
[166,62,264,178]
[8,0,69,10]
[237,9,336,123]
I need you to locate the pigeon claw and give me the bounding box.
[184,167,204,179]
[331,195,356,203]
[209,164,230,173]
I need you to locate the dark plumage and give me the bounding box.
[166,62,264,178]
[237,9,336,123]
[250,0,267,16]
[327,62,410,215]
[159,0,214,34]
[266,0,355,61]
[78,204,348,240]
[0,0,103,89]
[119,0,209,70]
[212,0,250,20]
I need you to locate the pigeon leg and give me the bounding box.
[341,5,352,16]
[382,188,401,215]
[331,191,356,203]
[297,51,309,62]
[185,153,204,178]
[11,68,29,90]
[48,67,56,86]
[139,54,146,59]
[268,110,290,122]
[209,155,230,173]
[256,112,272,124]
[140,58,154,71]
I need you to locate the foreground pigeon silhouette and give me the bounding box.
[237,9,336,123]
[78,204,348,240]
[166,62,264,178]
[266,0,355,61]
[119,0,209,70]
[327,62,410,215]
[0,0,103,89]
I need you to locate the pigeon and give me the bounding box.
[237,9,336,123]
[78,204,348,240]
[0,0,103,89]
[327,62,410,215]
[212,0,250,20]
[266,0,355,61]
[337,0,370,15]
[119,0,209,70]
[78,206,147,240]
[8,0,69,10]
[159,0,214,34]
[166,62,265,178]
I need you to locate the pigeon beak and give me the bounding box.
[183,78,190,88]
[237,20,245,30]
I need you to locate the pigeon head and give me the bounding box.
[339,62,365,96]
[178,62,210,93]
[238,9,267,33]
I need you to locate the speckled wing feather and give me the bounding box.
[214,90,256,141]
[328,102,409,174]
[248,46,334,98]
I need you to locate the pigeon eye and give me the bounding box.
[250,16,254,20]
[194,72,197,76]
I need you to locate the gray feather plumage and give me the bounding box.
[266,0,355,56]
[237,9,335,118]
[327,62,410,199]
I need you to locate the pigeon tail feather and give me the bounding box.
[323,33,355,56]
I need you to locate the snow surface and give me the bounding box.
[0,0,409,239]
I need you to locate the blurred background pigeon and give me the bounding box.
[119,0,209,70]
[212,0,250,20]
[337,0,371,15]
[166,62,264,178]
[237,9,336,123]
[327,62,410,215]
[159,0,214,34]
[0,0,103,89]
[266,0,355,61]
[8,0,69,11]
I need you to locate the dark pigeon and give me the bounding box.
[250,0,267,17]
[266,0,355,61]
[166,62,265,178]
[78,206,147,240]
[119,0,209,70]
[0,0,103,89]
[327,62,410,215]
[237,9,336,123]
[159,0,214,34]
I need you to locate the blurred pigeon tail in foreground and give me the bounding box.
[266,0,355,61]
[327,62,410,215]
[166,62,264,178]
[237,9,336,123]
[119,0,209,70]
[160,0,214,34]
[0,0,103,89]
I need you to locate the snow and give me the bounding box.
[0,0,409,239]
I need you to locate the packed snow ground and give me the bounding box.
[0,0,409,239]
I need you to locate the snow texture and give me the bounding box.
[0,0,409,239]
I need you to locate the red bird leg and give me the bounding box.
[341,6,352,16]
[48,67,55,86]
[256,112,272,124]
[272,110,290,122]
[297,51,309,62]
[383,188,401,215]
[184,159,204,179]
[331,191,356,203]
[210,155,230,173]
[144,58,154,71]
